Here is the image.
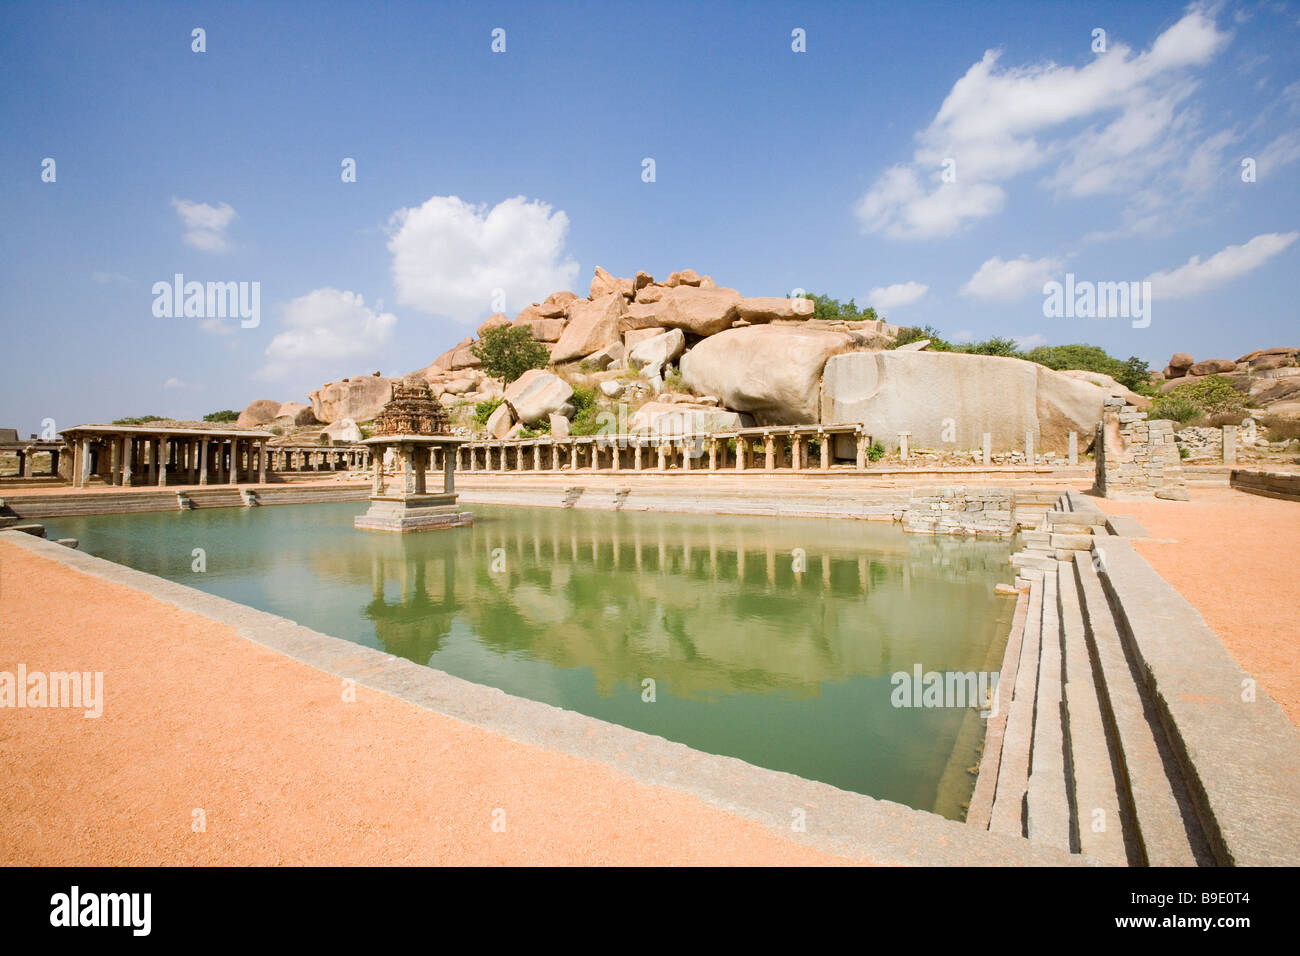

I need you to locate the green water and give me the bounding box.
[44,502,1016,817]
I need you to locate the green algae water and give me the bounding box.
[44,502,1016,818]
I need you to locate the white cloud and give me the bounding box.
[387,195,580,323]
[961,255,1063,301]
[853,8,1232,238]
[1013,333,1048,351]
[866,281,929,310]
[163,377,203,390]
[1258,130,1300,178]
[1144,232,1298,299]
[171,199,238,252]
[260,288,396,379]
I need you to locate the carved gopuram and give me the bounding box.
[353,383,472,533]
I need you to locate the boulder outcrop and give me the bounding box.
[681,325,862,424]
[236,399,281,428]
[503,369,574,425]
[550,293,627,363]
[309,375,398,424]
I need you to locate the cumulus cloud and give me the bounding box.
[1144,232,1298,299]
[1013,333,1048,351]
[1257,130,1300,178]
[171,199,238,252]
[387,195,580,323]
[854,7,1232,238]
[961,255,1064,301]
[866,281,929,310]
[260,288,396,379]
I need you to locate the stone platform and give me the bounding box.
[352,492,472,533]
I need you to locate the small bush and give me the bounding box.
[1179,446,1191,459]
[567,385,602,436]
[867,440,885,462]
[1261,415,1300,443]
[473,397,504,426]
[663,368,687,392]
[1148,395,1201,425]
[203,410,239,423]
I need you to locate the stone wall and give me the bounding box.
[1092,400,1188,500]
[1229,469,1300,502]
[900,486,1015,536]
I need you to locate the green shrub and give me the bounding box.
[202,410,239,423]
[473,397,504,426]
[1147,395,1201,425]
[518,419,552,440]
[1165,375,1243,416]
[469,324,550,384]
[567,385,602,436]
[867,440,885,462]
[794,293,879,322]
[1179,446,1191,459]
[112,415,167,425]
[663,368,687,392]
[890,325,953,351]
[1022,344,1153,394]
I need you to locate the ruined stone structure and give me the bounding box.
[59,424,276,488]
[1092,400,1188,500]
[354,384,471,532]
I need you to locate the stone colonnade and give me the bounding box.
[70,433,273,488]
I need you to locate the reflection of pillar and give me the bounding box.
[121,435,134,486]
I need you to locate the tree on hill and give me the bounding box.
[470,324,550,384]
[1021,345,1152,394]
[794,293,880,322]
[203,410,240,422]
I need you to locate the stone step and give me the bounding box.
[989,575,1043,837]
[1057,559,1131,865]
[1073,553,1203,866]
[1026,564,1070,851]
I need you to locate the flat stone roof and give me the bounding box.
[62,423,275,439]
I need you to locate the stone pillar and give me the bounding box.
[819,433,830,470]
[657,442,667,471]
[414,446,427,494]
[258,441,268,484]
[764,434,775,470]
[121,436,134,486]
[228,439,239,484]
[402,445,413,493]
[147,438,158,486]
[982,433,991,467]
[15,450,26,479]
[157,437,168,487]
[708,439,718,471]
[49,448,60,478]
[1222,425,1237,465]
[443,444,455,493]
[855,433,866,471]
[1068,431,1078,467]
[1025,430,1035,466]
[682,442,693,471]
[532,444,540,471]
[200,438,210,485]
[80,438,92,487]
[736,437,746,471]
[611,442,621,472]
[633,443,643,471]
[108,437,121,486]
[898,432,910,461]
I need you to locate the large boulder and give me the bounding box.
[628,328,685,368]
[1055,369,1152,410]
[550,293,627,363]
[477,312,510,338]
[1168,352,1194,371]
[485,402,515,439]
[427,338,473,373]
[629,402,750,436]
[589,266,620,299]
[503,369,574,425]
[620,285,742,337]
[681,325,862,424]
[735,297,815,323]
[515,316,567,342]
[819,351,1104,453]
[309,375,397,424]
[321,418,363,443]
[236,399,281,428]
[1189,358,1237,376]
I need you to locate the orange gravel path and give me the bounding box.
[1092,487,1300,726]
[0,541,855,866]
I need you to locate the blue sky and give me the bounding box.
[1,0,1297,434]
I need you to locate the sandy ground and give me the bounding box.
[0,541,855,866]
[1093,487,1300,726]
